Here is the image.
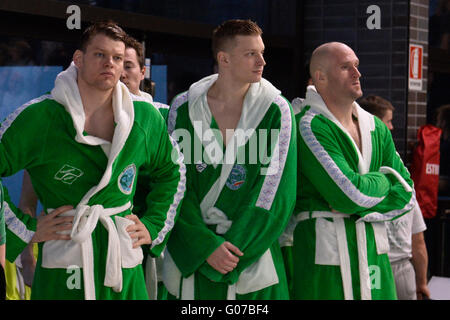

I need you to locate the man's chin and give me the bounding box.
[249,75,262,83]
[95,81,117,91]
[353,90,363,100]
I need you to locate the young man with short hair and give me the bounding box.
[292,42,415,299]
[164,19,297,300]
[1,21,185,300]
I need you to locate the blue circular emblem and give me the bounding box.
[226,164,246,191]
[118,164,136,195]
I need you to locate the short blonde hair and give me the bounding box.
[211,19,262,62]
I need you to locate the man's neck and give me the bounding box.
[206,74,252,146]
[321,93,355,127]
[77,77,115,142]
[321,91,362,152]
[207,75,250,111]
[77,78,114,118]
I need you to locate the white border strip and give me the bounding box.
[0,94,52,140]
[168,92,188,134]
[4,201,34,243]
[299,109,386,208]
[255,96,292,210]
[151,135,186,247]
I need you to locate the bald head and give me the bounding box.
[310,42,354,81]
[309,42,362,104]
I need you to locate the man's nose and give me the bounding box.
[258,54,266,66]
[353,66,361,78]
[104,55,114,67]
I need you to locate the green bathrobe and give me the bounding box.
[292,86,415,300]
[164,74,297,300]
[1,63,185,300]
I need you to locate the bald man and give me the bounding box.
[290,42,416,299]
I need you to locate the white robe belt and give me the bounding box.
[295,211,387,300]
[70,202,132,300]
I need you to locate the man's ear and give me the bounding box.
[316,70,326,81]
[217,51,229,66]
[140,66,146,81]
[73,50,83,68]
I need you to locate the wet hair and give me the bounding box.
[79,20,127,52]
[211,19,262,62]
[124,36,144,69]
[358,95,395,119]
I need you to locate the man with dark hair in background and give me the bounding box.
[121,35,169,119]
[358,95,394,130]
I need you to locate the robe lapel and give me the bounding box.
[187,75,280,214]
[305,86,375,175]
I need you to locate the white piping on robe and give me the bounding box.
[255,95,292,210]
[302,85,375,176]
[151,134,186,247]
[3,201,35,243]
[300,109,386,208]
[0,94,52,140]
[357,166,416,223]
[167,91,189,134]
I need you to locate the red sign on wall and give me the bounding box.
[409,44,423,91]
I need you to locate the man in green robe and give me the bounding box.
[164,19,297,300]
[1,21,185,300]
[292,42,415,300]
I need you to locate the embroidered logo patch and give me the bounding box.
[118,164,136,195]
[226,164,246,190]
[196,162,207,173]
[54,164,84,185]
